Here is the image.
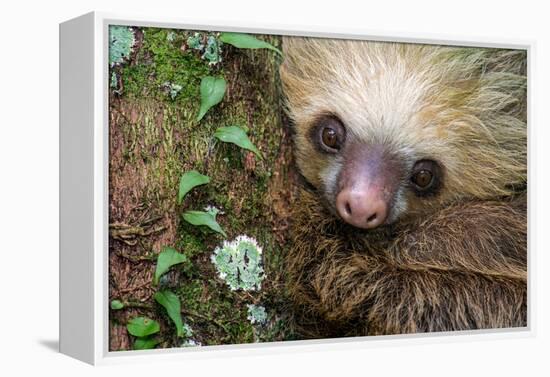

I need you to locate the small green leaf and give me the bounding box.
[178,170,210,204]
[154,290,184,337]
[214,126,262,159]
[133,336,160,350]
[110,299,124,310]
[197,76,226,121]
[183,210,227,237]
[127,317,160,337]
[219,32,282,56]
[154,247,188,285]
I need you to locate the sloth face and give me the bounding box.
[280,37,527,230]
[309,114,444,229]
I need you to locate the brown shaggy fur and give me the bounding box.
[280,38,527,337]
[289,188,526,337]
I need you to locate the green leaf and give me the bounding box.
[154,247,188,285]
[178,170,210,204]
[110,299,124,310]
[219,32,282,56]
[183,210,227,237]
[154,290,184,337]
[133,336,160,350]
[197,76,226,121]
[214,126,262,159]
[127,317,160,337]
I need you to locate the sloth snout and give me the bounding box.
[336,188,388,229]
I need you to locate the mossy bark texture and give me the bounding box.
[108,27,295,350]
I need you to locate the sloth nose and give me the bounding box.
[336,188,388,229]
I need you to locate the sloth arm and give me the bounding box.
[387,195,527,279]
[301,195,527,334]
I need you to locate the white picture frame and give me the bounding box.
[59,11,535,365]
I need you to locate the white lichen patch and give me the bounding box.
[181,339,202,347]
[182,322,193,338]
[247,304,267,325]
[186,32,223,65]
[178,323,199,347]
[110,72,118,89]
[166,31,177,42]
[202,35,223,66]
[109,26,135,66]
[211,235,265,291]
[204,205,224,216]
[187,32,204,51]
[162,81,183,100]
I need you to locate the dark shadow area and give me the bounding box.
[38,339,59,352]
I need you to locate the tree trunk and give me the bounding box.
[108,27,295,350]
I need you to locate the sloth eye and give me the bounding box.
[412,169,433,188]
[315,116,346,153]
[410,160,442,195]
[322,128,338,149]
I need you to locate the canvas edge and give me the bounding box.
[59,11,96,365]
[59,10,536,366]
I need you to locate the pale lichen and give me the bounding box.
[179,323,201,347]
[210,235,265,291]
[109,25,135,66]
[202,35,223,66]
[166,31,177,42]
[186,32,223,65]
[187,32,204,51]
[204,205,224,216]
[162,81,183,100]
[182,322,193,338]
[110,72,118,89]
[181,339,202,347]
[247,304,267,325]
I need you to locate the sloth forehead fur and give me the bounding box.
[280,37,527,220]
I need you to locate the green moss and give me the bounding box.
[119,28,211,102]
[110,27,292,348]
[176,232,205,258]
[227,321,254,344]
[119,62,154,98]
[145,28,212,101]
[178,280,203,311]
[175,278,256,345]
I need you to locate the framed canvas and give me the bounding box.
[59,11,533,365]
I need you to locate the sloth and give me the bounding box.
[279,37,527,337]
